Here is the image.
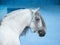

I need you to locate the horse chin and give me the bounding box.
[38,30,46,37]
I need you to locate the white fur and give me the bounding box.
[0,9,33,45]
[0,8,45,45]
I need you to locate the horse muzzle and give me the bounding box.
[38,30,46,37]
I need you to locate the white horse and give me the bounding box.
[0,8,46,45]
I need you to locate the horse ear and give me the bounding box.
[34,8,40,13]
[31,8,40,13]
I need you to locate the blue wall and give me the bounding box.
[0,0,60,7]
[0,0,60,45]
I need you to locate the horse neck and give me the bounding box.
[1,9,32,37]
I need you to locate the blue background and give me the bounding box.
[0,0,60,45]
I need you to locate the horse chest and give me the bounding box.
[0,25,20,45]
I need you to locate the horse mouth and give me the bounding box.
[38,30,46,37]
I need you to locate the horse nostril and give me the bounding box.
[38,30,46,37]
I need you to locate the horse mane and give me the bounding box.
[0,9,35,36]
[40,15,46,28]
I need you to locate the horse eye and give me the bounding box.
[35,18,40,21]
